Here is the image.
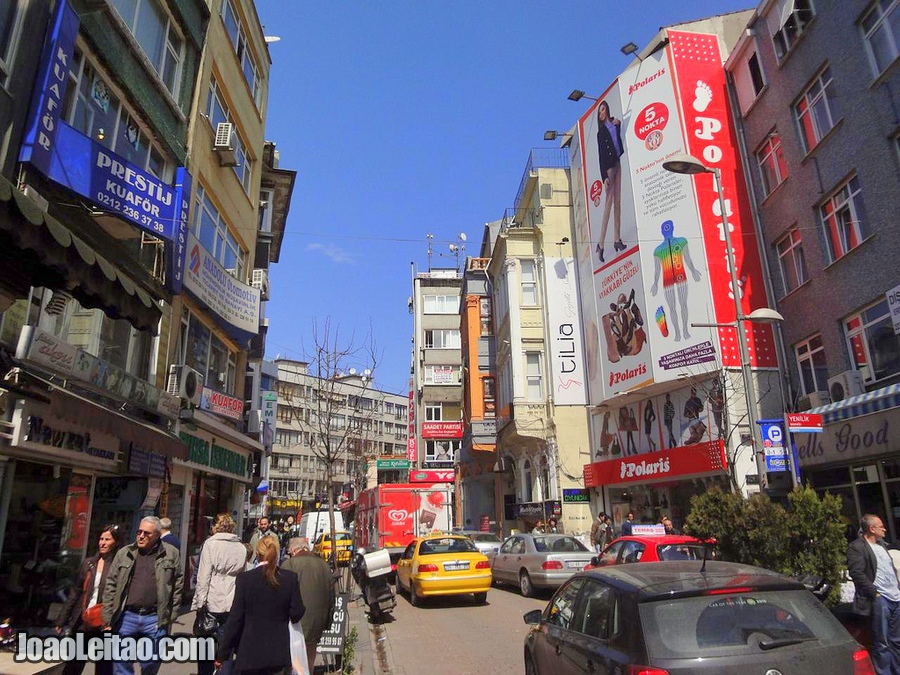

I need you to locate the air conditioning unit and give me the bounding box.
[167,365,204,406]
[828,370,865,402]
[797,390,830,411]
[213,122,238,166]
[251,268,270,300]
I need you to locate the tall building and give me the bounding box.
[484,149,592,537]
[409,265,463,515]
[726,1,900,539]
[269,358,408,520]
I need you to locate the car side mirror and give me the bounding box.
[590,556,600,567]
[523,609,542,625]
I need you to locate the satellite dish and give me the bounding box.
[349,368,357,375]
[459,233,467,242]
[364,369,372,377]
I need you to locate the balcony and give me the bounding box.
[513,148,569,211]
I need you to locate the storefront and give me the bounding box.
[795,385,900,541]
[377,458,409,485]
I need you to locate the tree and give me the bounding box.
[684,485,846,605]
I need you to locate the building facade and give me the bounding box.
[727,0,900,539]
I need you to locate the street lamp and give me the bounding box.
[663,153,791,492]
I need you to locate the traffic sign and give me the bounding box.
[758,419,787,472]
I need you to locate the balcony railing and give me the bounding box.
[513,148,569,211]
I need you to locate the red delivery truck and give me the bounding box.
[355,483,453,561]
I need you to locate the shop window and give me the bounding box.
[756,131,788,197]
[775,228,808,295]
[771,0,814,62]
[523,460,534,502]
[109,0,183,98]
[192,184,247,280]
[0,299,28,348]
[862,0,900,77]
[425,440,458,463]
[794,67,839,154]
[819,176,867,262]
[795,335,829,395]
[844,299,900,383]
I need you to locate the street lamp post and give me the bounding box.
[663,154,790,493]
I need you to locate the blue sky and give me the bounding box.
[257,1,753,395]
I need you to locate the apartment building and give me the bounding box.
[726,0,900,538]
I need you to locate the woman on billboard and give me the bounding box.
[595,100,625,263]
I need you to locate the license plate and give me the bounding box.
[567,561,583,568]
[444,562,470,571]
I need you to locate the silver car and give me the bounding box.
[492,533,595,597]
[458,531,503,562]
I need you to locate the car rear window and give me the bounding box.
[418,538,478,555]
[471,534,501,544]
[639,590,853,659]
[656,544,713,561]
[533,536,590,553]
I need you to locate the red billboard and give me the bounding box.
[409,469,455,483]
[582,439,726,487]
[421,421,464,439]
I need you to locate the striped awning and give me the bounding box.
[809,383,900,424]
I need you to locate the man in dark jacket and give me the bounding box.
[847,514,900,674]
[282,537,336,670]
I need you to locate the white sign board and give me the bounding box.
[887,283,900,335]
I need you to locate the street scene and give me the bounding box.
[1,0,900,673]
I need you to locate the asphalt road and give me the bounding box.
[376,580,550,675]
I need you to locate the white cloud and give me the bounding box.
[305,242,355,265]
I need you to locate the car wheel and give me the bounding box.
[409,582,422,607]
[473,592,487,605]
[519,570,534,597]
[525,652,538,675]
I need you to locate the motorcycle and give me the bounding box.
[350,548,396,622]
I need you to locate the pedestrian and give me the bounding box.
[847,514,900,675]
[662,516,677,535]
[621,511,635,537]
[192,513,247,675]
[280,515,298,552]
[102,516,183,675]
[547,517,562,534]
[248,516,278,563]
[532,520,546,534]
[215,536,305,675]
[282,537,336,670]
[159,517,181,551]
[603,514,615,546]
[57,524,122,675]
[590,513,607,553]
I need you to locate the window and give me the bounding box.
[796,335,829,395]
[579,582,615,639]
[794,67,839,154]
[425,404,443,421]
[192,184,247,279]
[772,0,814,61]
[775,229,808,294]
[546,579,584,630]
[206,79,253,192]
[748,53,765,95]
[425,440,459,463]
[424,329,460,349]
[862,0,900,76]
[63,50,171,180]
[483,377,496,418]
[755,132,787,197]
[526,352,543,401]
[424,365,459,385]
[423,295,459,314]
[521,259,538,306]
[0,0,23,87]
[845,300,900,382]
[820,176,867,262]
[177,309,238,395]
[110,0,183,97]
[220,0,262,107]
[479,297,493,335]
[733,47,766,114]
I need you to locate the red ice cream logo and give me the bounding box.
[633,102,669,140]
[590,180,603,206]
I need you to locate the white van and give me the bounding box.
[299,510,345,543]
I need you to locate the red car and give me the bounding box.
[585,534,715,569]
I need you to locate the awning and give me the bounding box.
[809,383,900,424]
[45,379,187,460]
[0,174,161,333]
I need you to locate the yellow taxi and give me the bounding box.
[396,533,492,606]
[313,530,353,565]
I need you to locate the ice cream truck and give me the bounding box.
[354,483,453,563]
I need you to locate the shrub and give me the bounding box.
[683,485,845,605]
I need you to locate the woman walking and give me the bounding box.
[192,513,247,675]
[216,536,305,675]
[57,524,122,675]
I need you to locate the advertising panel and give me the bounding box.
[183,232,261,342]
[667,31,776,368]
[759,419,787,472]
[421,421,464,439]
[545,256,587,405]
[199,386,245,421]
[583,439,726,487]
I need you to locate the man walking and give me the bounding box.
[248,516,277,563]
[847,514,900,674]
[621,512,635,537]
[102,516,183,675]
[282,537,336,670]
[590,513,608,553]
[159,517,180,551]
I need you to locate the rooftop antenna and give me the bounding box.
[426,233,434,270]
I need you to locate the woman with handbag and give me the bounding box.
[57,524,122,675]
[192,513,247,675]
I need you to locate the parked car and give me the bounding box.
[584,534,714,569]
[313,530,354,566]
[523,561,874,675]
[396,533,492,606]
[456,530,503,562]
[492,533,595,597]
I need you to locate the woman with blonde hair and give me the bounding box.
[216,536,304,675]
[192,513,246,675]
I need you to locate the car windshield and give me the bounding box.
[656,543,712,561]
[334,533,352,542]
[640,590,853,658]
[533,536,589,553]
[418,538,478,555]
[471,534,501,544]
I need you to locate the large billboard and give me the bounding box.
[544,256,587,405]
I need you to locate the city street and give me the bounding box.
[370,582,549,675]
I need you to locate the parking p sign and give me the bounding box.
[759,419,788,472]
